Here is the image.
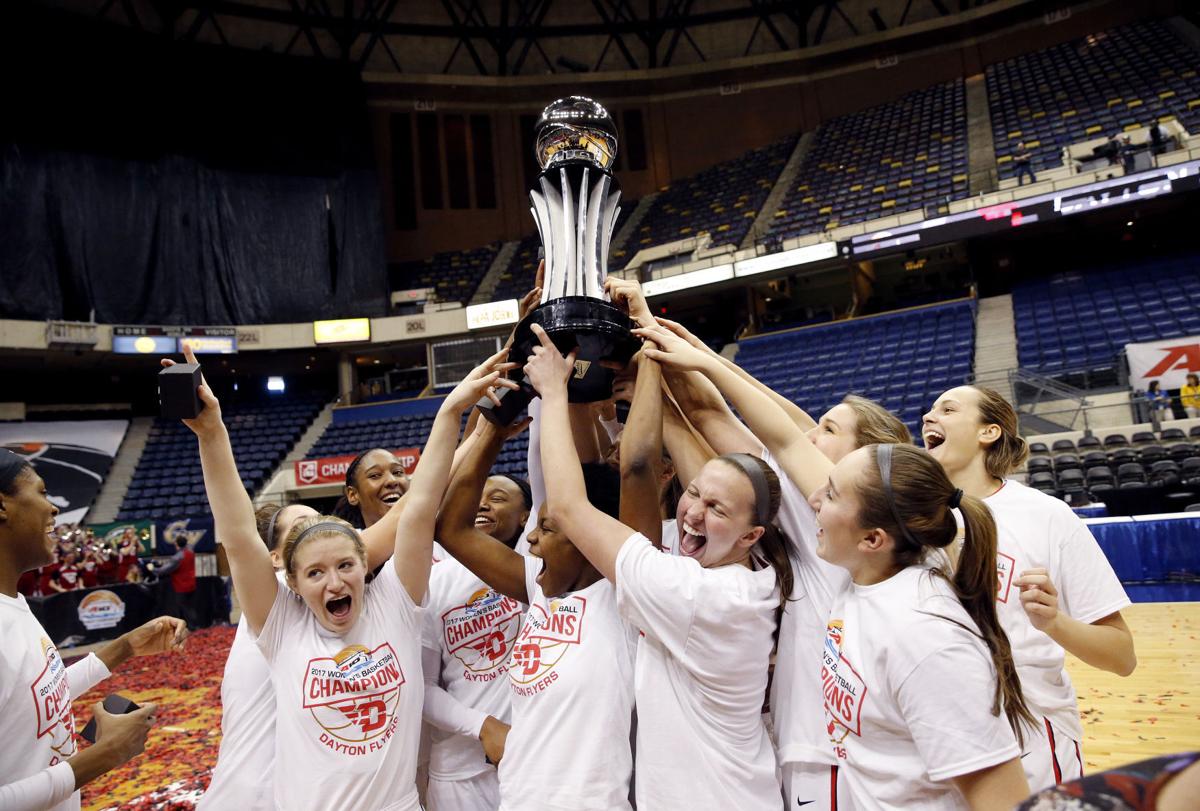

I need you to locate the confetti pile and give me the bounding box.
[75,625,234,811]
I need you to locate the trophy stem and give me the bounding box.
[532,163,620,307]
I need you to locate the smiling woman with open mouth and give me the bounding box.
[179,343,517,811]
[519,274,795,811]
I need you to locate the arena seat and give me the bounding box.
[1028,456,1053,474]
[1012,255,1200,375]
[391,242,501,305]
[768,81,969,241]
[634,137,795,251]
[735,299,975,440]
[491,234,542,304]
[986,21,1200,181]
[116,397,327,520]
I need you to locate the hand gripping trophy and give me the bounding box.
[478,95,641,425]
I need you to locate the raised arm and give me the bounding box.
[618,349,665,546]
[661,393,714,488]
[167,347,276,634]
[658,317,817,432]
[360,424,486,571]
[393,348,519,603]
[638,321,832,499]
[434,418,533,604]
[661,365,761,456]
[525,324,637,582]
[604,278,665,545]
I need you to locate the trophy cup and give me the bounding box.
[478,95,641,425]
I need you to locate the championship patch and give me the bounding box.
[822,621,867,747]
[509,596,586,689]
[441,588,523,677]
[31,637,75,762]
[302,642,405,753]
[996,552,1017,604]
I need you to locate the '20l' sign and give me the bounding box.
[1126,335,1200,390]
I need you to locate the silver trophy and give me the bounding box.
[479,96,639,425]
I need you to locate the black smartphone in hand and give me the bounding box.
[80,694,140,744]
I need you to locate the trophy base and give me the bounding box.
[476,296,641,425]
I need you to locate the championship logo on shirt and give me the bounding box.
[822,620,867,748]
[442,588,523,679]
[31,637,75,763]
[303,642,405,754]
[996,552,1016,604]
[508,596,586,692]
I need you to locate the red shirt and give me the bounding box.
[95,557,120,585]
[171,548,196,594]
[16,570,38,597]
[56,563,82,591]
[116,552,138,582]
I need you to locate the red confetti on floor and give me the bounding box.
[75,625,234,810]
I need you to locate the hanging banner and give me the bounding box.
[0,420,128,525]
[1126,334,1200,390]
[154,516,216,554]
[293,448,421,487]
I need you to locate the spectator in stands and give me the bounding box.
[921,385,1135,792]
[332,448,410,529]
[117,528,142,582]
[1147,380,1172,420]
[1121,135,1136,173]
[1014,141,1037,185]
[0,448,186,811]
[48,546,82,592]
[80,542,101,589]
[1150,121,1167,156]
[149,536,198,629]
[1180,373,1200,419]
[1103,133,1122,166]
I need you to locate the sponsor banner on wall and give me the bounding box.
[0,420,129,526]
[154,516,216,555]
[294,448,420,487]
[1126,335,1200,390]
[87,520,157,557]
[77,589,127,630]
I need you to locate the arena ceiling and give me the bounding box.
[37,0,1016,76]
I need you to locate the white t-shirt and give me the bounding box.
[422,557,524,781]
[196,615,275,811]
[615,533,781,810]
[256,560,425,811]
[0,592,111,811]
[824,566,1021,811]
[763,449,851,768]
[984,480,1131,738]
[498,557,636,811]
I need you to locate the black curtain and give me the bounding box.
[0,4,387,325]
